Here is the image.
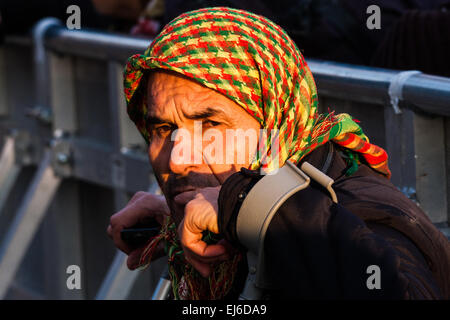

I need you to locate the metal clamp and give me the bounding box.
[50,138,73,178]
[388,70,422,114]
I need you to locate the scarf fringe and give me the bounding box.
[138,217,242,300]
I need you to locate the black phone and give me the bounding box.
[121,225,161,247]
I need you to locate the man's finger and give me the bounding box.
[184,248,230,263]
[126,240,166,270]
[109,201,164,254]
[186,239,227,258]
[180,219,226,257]
[127,248,144,270]
[112,224,133,254]
[173,190,198,206]
[128,191,147,206]
[217,238,237,255]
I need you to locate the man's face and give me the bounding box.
[146,70,261,225]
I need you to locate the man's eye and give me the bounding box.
[203,120,221,127]
[153,125,173,136]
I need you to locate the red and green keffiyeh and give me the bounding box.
[124,6,390,177]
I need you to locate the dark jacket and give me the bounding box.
[218,142,450,299]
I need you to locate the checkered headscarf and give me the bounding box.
[124,6,390,176]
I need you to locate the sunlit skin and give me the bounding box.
[147,70,260,276]
[146,70,260,219]
[108,70,261,276]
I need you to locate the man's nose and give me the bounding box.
[168,127,202,175]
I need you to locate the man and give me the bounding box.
[107,7,450,299]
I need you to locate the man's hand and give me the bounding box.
[107,191,169,270]
[177,186,233,278]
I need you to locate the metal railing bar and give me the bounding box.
[309,60,450,116]
[4,25,450,115]
[45,26,150,62]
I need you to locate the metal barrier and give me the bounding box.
[0,19,449,299]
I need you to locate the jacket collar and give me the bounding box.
[298,142,353,182]
[299,142,335,174]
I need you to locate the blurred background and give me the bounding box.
[0,0,449,299]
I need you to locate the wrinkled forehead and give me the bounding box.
[146,70,213,104]
[144,69,246,122]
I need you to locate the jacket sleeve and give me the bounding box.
[218,169,443,299]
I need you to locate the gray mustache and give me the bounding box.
[167,172,219,195]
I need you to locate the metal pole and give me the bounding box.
[95,251,140,300]
[32,18,62,120]
[0,136,20,215]
[151,268,171,300]
[0,150,61,299]
[0,48,8,116]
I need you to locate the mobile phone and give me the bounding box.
[120,226,161,247]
